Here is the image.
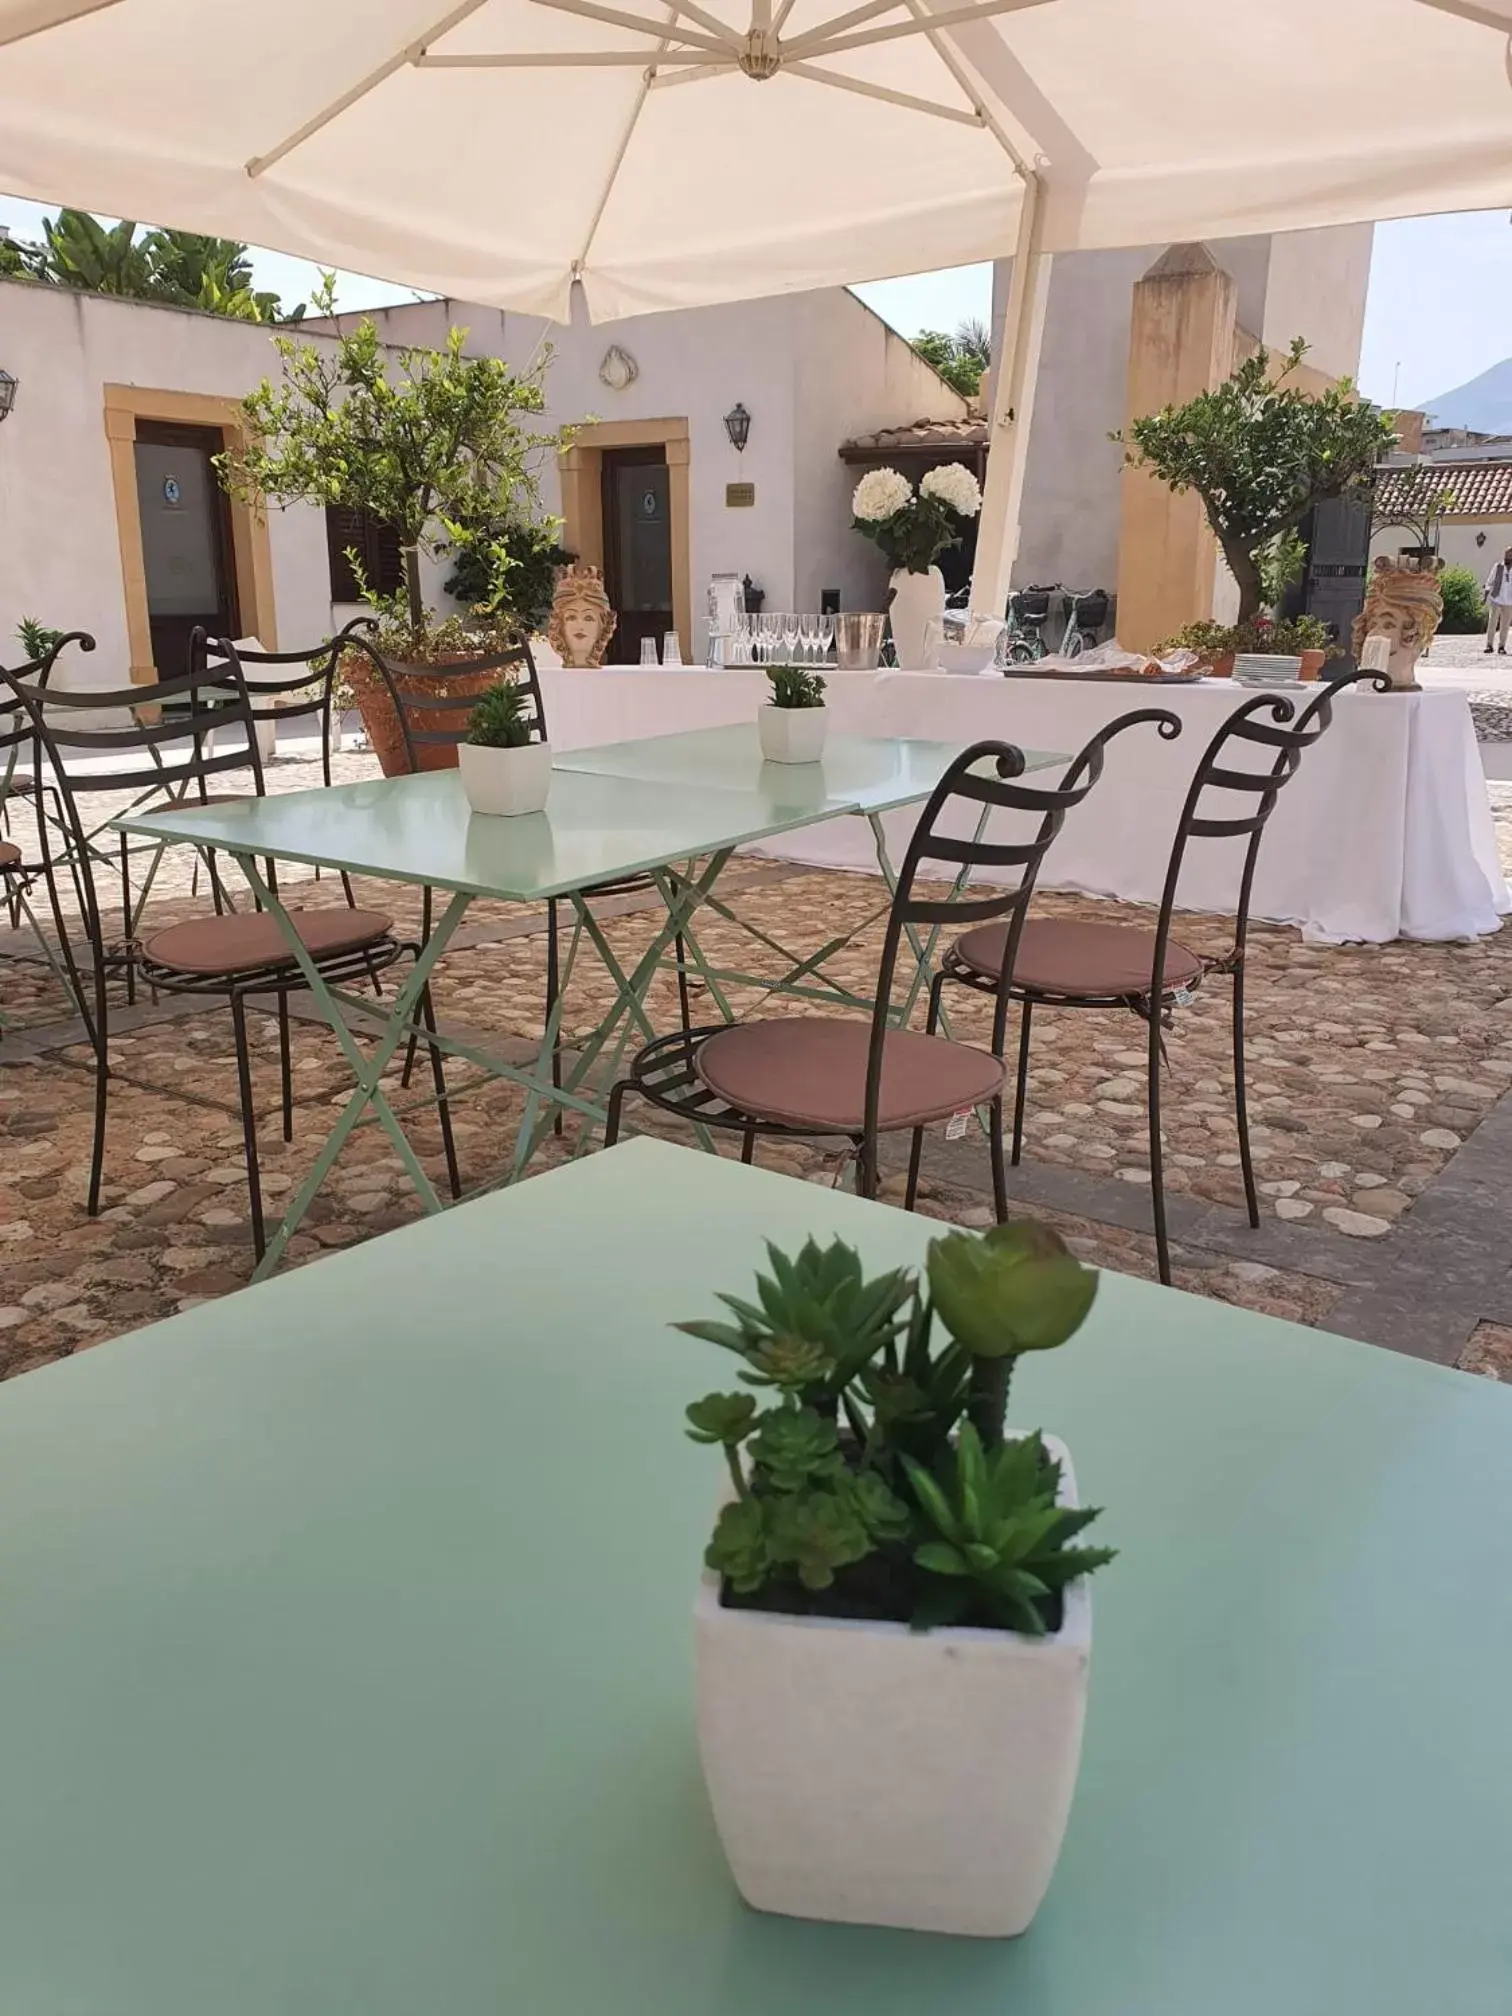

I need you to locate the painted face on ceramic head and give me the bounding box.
[561,605,604,666]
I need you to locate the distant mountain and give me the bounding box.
[1422,357,1512,435]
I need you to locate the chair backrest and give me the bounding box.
[0,638,264,953]
[195,614,373,732]
[862,708,1182,1148]
[358,635,547,775]
[1149,667,1387,989]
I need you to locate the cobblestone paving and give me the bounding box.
[5,732,1512,1388]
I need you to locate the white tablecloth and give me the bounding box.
[538,667,1510,945]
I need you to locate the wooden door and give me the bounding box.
[601,447,672,663]
[133,420,240,677]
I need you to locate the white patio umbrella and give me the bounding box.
[2,0,1509,605]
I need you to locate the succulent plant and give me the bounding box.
[679,1223,1110,1633]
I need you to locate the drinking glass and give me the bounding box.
[798,613,820,664]
[818,612,836,663]
[759,612,782,664]
[662,629,683,668]
[640,636,660,667]
[782,610,802,663]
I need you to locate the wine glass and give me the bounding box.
[759,611,782,664]
[817,612,836,664]
[799,613,820,664]
[782,610,802,664]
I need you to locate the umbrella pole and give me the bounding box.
[969,168,1051,618]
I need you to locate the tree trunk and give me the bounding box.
[402,543,426,647]
[1220,534,1264,625]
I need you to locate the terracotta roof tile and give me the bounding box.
[838,417,988,462]
[1375,461,1512,518]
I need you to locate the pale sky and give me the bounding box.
[2,193,1506,414]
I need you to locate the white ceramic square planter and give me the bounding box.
[694,1434,1090,1938]
[757,705,828,764]
[457,738,552,816]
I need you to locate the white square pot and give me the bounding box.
[757,705,828,764]
[694,1434,1090,1938]
[457,738,552,816]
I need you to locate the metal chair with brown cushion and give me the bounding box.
[1,642,459,1260]
[933,674,1379,1284]
[603,724,1173,1202]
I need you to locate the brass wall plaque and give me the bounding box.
[725,482,756,508]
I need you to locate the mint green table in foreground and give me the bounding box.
[0,1138,1507,2014]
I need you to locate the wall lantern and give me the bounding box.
[0,369,16,422]
[723,402,751,453]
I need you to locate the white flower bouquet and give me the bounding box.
[851,461,982,574]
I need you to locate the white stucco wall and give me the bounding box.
[0,279,338,690]
[793,290,970,616]
[990,226,1374,602]
[1371,519,1512,577]
[339,286,963,650]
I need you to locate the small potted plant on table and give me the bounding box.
[758,663,828,763]
[457,676,551,816]
[679,1221,1112,1938]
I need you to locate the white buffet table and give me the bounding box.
[537,667,1510,945]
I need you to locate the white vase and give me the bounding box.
[695,1433,1091,1938]
[757,705,828,764]
[457,738,552,815]
[888,565,946,669]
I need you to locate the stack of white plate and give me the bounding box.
[1234,653,1303,686]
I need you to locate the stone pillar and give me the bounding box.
[1115,244,1238,654]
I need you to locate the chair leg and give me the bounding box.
[547,899,563,1137]
[1231,965,1260,1231]
[229,993,267,1262]
[605,1077,628,1148]
[1011,999,1034,1166]
[674,930,692,1033]
[86,963,110,1217]
[120,831,136,1006]
[276,991,294,1142]
[340,870,357,911]
[740,1123,756,1166]
[904,1126,925,1210]
[989,1094,1010,1224]
[856,1135,879,1200]
[1147,1002,1172,1287]
[400,885,433,1090]
[418,981,461,1200]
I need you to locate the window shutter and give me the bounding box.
[373,517,404,596]
[326,505,367,601]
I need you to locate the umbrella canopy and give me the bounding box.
[0,0,1510,323]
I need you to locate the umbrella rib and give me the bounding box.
[1413,0,1512,25]
[785,59,982,124]
[785,0,1048,58]
[0,0,122,51]
[572,6,690,279]
[771,0,802,27]
[420,47,721,63]
[663,0,745,38]
[646,59,732,86]
[528,0,738,55]
[246,0,494,177]
[898,0,1030,170]
[793,0,1051,61]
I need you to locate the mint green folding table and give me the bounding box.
[0,1138,1506,2015]
[112,737,1064,1277]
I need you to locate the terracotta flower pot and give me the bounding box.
[343,650,503,778]
[1208,652,1235,679]
[1298,649,1325,682]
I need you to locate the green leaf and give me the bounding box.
[900,1455,961,1543]
[684,1392,759,1447]
[748,1408,843,1492]
[765,1490,871,1590]
[839,1468,913,1544]
[706,1497,772,1594]
[927,1229,1098,1360]
[915,1540,971,1577]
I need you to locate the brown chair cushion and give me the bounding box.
[0,839,20,869]
[694,1018,1004,1132]
[142,907,393,978]
[954,917,1204,999]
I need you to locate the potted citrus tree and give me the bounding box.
[679,1221,1111,1938]
[219,282,567,774]
[457,675,552,816]
[757,662,828,762]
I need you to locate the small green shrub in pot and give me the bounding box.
[682,1222,1113,1936]
[758,663,828,762]
[1438,565,1486,635]
[456,676,550,817]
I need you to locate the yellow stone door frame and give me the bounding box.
[558,417,691,660]
[105,384,279,685]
